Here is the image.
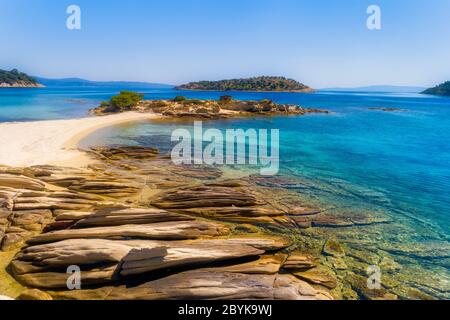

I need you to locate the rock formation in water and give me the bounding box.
[176,76,314,93]
[92,95,329,119]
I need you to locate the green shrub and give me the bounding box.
[173,96,186,102]
[110,91,144,109]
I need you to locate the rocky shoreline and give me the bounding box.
[0,82,44,88]
[1,144,447,300]
[0,98,447,300]
[92,96,329,119]
[0,147,334,300]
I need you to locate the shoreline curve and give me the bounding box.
[0,112,163,168]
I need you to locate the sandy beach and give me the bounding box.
[0,112,162,168]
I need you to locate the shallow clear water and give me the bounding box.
[78,88,450,234]
[3,87,450,233]
[2,87,450,296]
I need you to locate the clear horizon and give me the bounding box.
[1,0,449,88]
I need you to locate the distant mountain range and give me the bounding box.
[4,68,449,97]
[34,77,174,89]
[322,85,426,93]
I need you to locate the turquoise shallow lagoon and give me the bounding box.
[2,87,450,298]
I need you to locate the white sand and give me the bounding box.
[0,112,162,168]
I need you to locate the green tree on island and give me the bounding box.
[96,91,144,114]
[110,91,144,108]
[422,81,450,96]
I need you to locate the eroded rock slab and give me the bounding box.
[283,253,316,271]
[0,174,46,191]
[152,185,260,209]
[11,237,289,288]
[27,221,230,245]
[73,207,193,228]
[293,268,337,289]
[48,271,332,300]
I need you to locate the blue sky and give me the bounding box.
[1,0,449,88]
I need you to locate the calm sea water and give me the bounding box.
[2,87,450,232]
[1,87,450,294]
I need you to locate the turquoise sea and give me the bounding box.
[1,87,449,297]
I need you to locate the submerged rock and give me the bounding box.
[323,238,345,258]
[293,268,337,289]
[283,253,316,271]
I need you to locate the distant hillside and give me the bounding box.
[0,69,42,88]
[422,82,450,97]
[176,76,314,92]
[323,85,426,93]
[35,77,173,89]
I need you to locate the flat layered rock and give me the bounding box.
[68,180,140,197]
[27,221,230,245]
[152,186,260,209]
[55,211,94,221]
[283,253,316,271]
[120,242,264,276]
[13,265,118,289]
[10,209,53,232]
[48,271,332,300]
[209,237,290,251]
[91,146,159,160]
[0,174,45,191]
[16,237,283,271]
[11,237,290,288]
[2,231,35,251]
[16,239,134,268]
[0,190,14,210]
[73,207,193,228]
[1,207,54,250]
[293,269,337,289]
[13,194,96,211]
[181,206,284,218]
[17,289,53,300]
[216,255,287,274]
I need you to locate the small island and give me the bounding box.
[92,91,328,118]
[0,69,43,88]
[176,76,314,93]
[422,81,450,96]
